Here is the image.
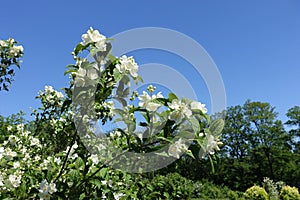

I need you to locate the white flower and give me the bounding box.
[138,91,163,112]
[48,182,57,193]
[110,130,122,138]
[13,45,23,52]
[168,99,192,124]
[0,40,7,47]
[0,147,4,160]
[8,174,22,188]
[23,153,31,162]
[81,27,107,51]
[65,143,78,159]
[8,38,15,44]
[35,155,41,161]
[16,123,24,132]
[7,125,13,131]
[39,180,57,200]
[106,100,115,117]
[113,193,125,200]
[116,55,139,77]
[13,161,20,169]
[0,174,4,187]
[30,137,40,146]
[20,147,27,154]
[87,68,98,80]
[168,138,188,159]
[74,67,99,87]
[8,135,19,145]
[77,67,87,77]
[22,130,30,137]
[54,157,61,165]
[9,45,23,56]
[205,134,222,155]
[75,77,85,87]
[44,85,54,93]
[190,101,208,114]
[56,91,64,99]
[5,148,17,160]
[89,154,99,165]
[101,179,113,187]
[40,156,52,170]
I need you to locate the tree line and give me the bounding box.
[173,100,300,192]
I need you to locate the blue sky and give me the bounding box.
[1,0,299,122]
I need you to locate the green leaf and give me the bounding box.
[89,178,102,189]
[69,169,81,182]
[99,167,108,178]
[168,93,178,101]
[113,68,123,82]
[156,136,172,143]
[79,193,86,200]
[208,154,215,174]
[114,97,127,107]
[139,122,148,127]
[74,43,85,55]
[64,68,77,76]
[163,192,170,198]
[75,157,85,169]
[209,118,224,137]
[151,98,169,106]
[185,150,195,159]
[188,117,200,133]
[116,81,124,96]
[122,87,130,97]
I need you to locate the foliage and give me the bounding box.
[0,38,23,91]
[243,185,269,200]
[279,186,300,200]
[286,106,300,153]
[2,27,300,199]
[194,179,242,200]
[0,28,224,199]
[262,177,286,200]
[136,172,194,199]
[207,100,300,192]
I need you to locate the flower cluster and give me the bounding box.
[0,124,44,194]
[116,55,139,78]
[0,38,23,58]
[204,133,222,155]
[37,85,64,106]
[38,180,57,200]
[74,60,101,87]
[168,138,189,159]
[138,90,163,112]
[81,27,107,51]
[0,37,24,91]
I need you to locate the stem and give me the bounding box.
[53,128,77,183]
[70,150,128,193]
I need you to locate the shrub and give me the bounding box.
[193,179,242,200]
[244,185,269,200]
[279,186,300,200]
[262,177,284,200]
[137,172,194,199]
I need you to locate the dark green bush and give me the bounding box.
[137,172,194,199]
[194,179,242,200]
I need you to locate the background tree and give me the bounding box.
[210,100,298,191]
[286,106,300,153]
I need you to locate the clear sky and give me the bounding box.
[1,0,299,122]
